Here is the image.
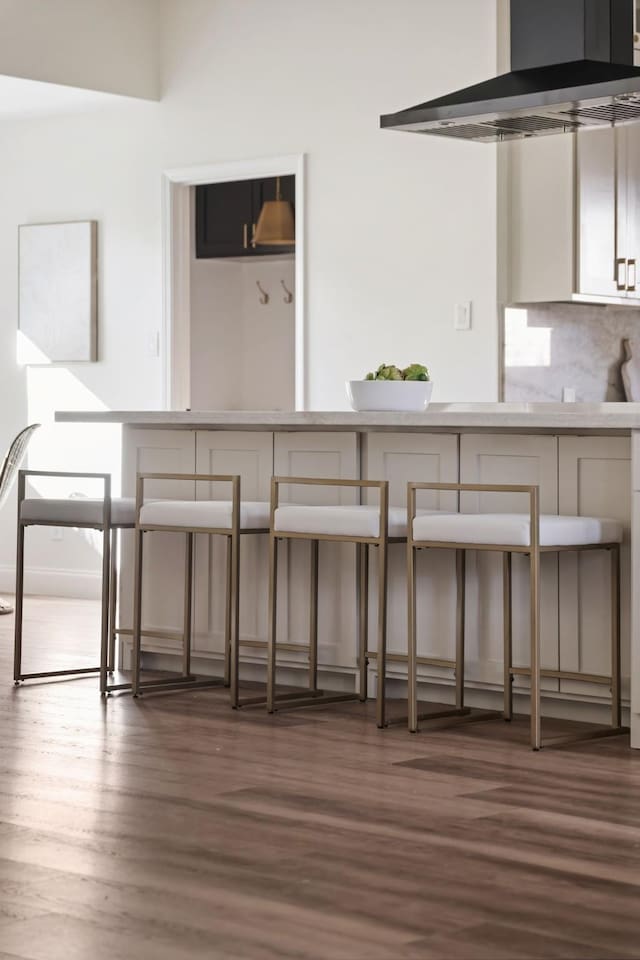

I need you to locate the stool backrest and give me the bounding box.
[0,424,40,511]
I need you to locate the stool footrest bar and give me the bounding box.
[136,677,227,696]
[269,692,361,713]
[17,666,100,681]
[237,688,327,708]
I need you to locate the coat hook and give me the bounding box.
[281,280,293,304]
[256,281,269,305]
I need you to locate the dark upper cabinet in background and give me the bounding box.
[195,175,295,259]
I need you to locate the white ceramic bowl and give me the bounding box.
[346,379,433,412]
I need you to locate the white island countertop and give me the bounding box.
[55,402,640,433]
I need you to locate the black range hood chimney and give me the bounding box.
[380,0,640,142]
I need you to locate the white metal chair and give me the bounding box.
[131,472,270,702]
[0,425,40,615]
[14,469,136,693]
[407,481,627,750]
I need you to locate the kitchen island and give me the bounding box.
[56,403,640,746]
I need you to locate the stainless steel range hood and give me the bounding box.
[380,0,640,142]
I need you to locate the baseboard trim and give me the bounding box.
[0,564,101,600]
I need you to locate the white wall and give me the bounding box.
[0,0,160,100]
[0,0,499,594]
[190,258,243,409]
[190,252,295,411]
[240,259,295,411]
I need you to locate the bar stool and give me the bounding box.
[266,476,412,727]
[407,481,626,750]
[13,468,136,694]
[131,472,270,702]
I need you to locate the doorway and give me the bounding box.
[162,155,305,411]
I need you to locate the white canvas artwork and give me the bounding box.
[18,221,97,363]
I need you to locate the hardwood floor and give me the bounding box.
[1,596,639,959]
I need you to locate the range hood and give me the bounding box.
[380,0,640,142]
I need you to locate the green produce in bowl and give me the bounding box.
[364,362,430,382]
[402,363,430,381]
[366,363,403,381]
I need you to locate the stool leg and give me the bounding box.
[224,535,232,688]
[266,534,279,713]
[13,523,25,684]
[503,552,513,721]
[358,542,369,703]
[182,532,193,679]
[455,549,466,711]
[132,528,144,697]
[107,527,118,675]
[376,539,389,729]
[530,545,541,751]
[611,544,622,729]
[99,524,111,696]
[407,542,418,732]
[229,529,240,707]
[309,539,319,693]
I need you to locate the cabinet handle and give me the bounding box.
[251,222,256,248]
[243,223,248,249]
[629,260,637,293]
[616,257,627,291]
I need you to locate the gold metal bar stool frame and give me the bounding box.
[131,472,268,701]
[266,476,397,727]
[407,482,627,750]
[14,469,134,693]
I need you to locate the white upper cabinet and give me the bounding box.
[577,128,617,298]
[507,125,640,305]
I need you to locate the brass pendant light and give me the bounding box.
[253,177,295,246]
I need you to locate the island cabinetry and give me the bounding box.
[120,428,196,652]
[362,433,459,677]
[192,431,274,661]
[459,434,559,690]
[558,437,631,700]
[273,432,359,671]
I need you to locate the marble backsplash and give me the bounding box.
[503,302,640,402]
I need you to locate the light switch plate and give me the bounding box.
[454,301,472,331]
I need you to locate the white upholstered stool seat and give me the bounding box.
[139,499,270,530]
[20,496,136,528]
[274,504,435,539]
[413,512,623,548]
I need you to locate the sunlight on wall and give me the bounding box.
[24,366,121,554]
[504,308,552,368]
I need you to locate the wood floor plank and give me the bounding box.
[1,596,640,959]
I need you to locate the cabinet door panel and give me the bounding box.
[460,435,559,687]
[577,127,618,298]
[120,428,196,643]
[274,433,358,669]
[193,432,273,657]
[195,181,253,258]
[623,124,640,295]
[558,437,631,699]
[364,433,459,666]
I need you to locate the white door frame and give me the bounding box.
[161,153,306,410]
